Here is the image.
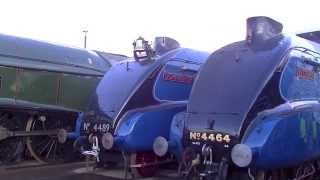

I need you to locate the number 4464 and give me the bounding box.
[189,132,231,143]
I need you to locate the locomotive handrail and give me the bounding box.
[294,47,320,60]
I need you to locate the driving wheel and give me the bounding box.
[0,113,25,164]
[26,116,68,163]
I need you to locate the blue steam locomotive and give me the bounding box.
[152,16,320,180]
[75,37,209,177]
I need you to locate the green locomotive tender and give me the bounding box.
[0,33,123,164]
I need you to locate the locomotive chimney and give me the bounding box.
[154,37,180,55]
[246,16,283,49]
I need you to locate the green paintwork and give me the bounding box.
[59,74,101,111]
[0,33,126,113]
[17,69,58,106]
[0,66,16,99]
[0,66,103,112]
[0,33,111,74]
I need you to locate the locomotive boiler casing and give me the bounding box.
[0,33,123,112]
[240,46,320,169]
[176,17,320,179]
[80,46,209,157]
[242,102,320,169]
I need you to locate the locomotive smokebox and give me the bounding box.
[246,16,283,49]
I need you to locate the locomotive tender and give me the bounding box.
[76,37,209,177]
[153,16,320,180]
[0,33,124,164]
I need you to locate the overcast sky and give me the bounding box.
[1,0,319,56]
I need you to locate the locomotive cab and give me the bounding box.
[177,17,320,180]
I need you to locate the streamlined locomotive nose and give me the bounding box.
[177,16,292,179]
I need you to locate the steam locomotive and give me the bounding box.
[76,36,209,177]
[0,33,126,164]
[152,16,320,180]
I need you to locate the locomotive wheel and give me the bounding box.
[0,137,24,164]
[0,113,25,164]
[130,152,159,178]
[26,116,66,163]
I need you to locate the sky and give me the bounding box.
[0,0,319,56]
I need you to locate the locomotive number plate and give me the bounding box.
[82,122,111,133]
[189,131,231,144]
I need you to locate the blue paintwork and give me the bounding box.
[280,51,320,100]
[81,47,209,154]
[67,113,84,139]
[242,102,320,169]
[154,61,198,101]
[114,103,186,152]
[176,31,320,171]
[168,111,186,159]
[110,50,208,152]
[86,48,208,121]
[241,42,320,169]
[235,35,320,168]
